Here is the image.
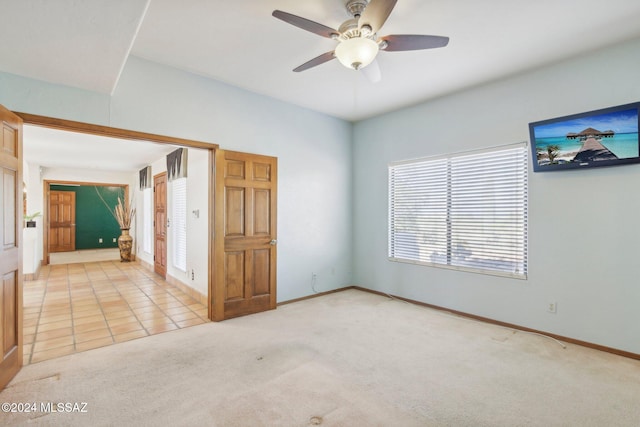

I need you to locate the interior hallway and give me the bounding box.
[23,260,209,364]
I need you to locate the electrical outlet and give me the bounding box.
[312,273,317,281]
[191,269,195,280]
[98,238,103,243]
[113,238,117,243]
[547,302,557,313]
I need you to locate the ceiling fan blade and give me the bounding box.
[380,34,449,51]
[361,59,382,83]
[272,10,339,39]
[293,51,336,72]
[359,0,398,34]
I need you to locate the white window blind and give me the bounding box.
[389,143,528,278]
[143,188,152,254]
[172,178,187,272]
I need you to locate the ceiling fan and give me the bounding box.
[272,0,449,81]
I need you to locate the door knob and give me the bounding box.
[269,239,277,246]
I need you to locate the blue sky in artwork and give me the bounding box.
[533,108,638,138]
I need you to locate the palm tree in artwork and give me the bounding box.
[546,144,561,164]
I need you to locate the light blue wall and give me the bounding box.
[0,71,110,124]
[1,56,353,303]
[111,57,354,301]
[352,37,640,354]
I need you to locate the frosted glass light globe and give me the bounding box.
[335,37,379,70]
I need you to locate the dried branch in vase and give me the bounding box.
[95,187,136,229]
[114,196,136,229]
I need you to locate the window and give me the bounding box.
[171,178,187,271]
[142,188,152,254]
[388,143,528,278]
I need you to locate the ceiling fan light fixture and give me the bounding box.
[360,24,373,36]
[335,37,379,70]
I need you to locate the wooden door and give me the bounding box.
[48,190,76,252]
[0,105,23,390]
[154,172,167,277]
[213,150,277,320]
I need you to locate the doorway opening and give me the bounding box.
[19,113,217,364]
[43,181,128,265]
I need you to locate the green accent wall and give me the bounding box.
[51,185,124,250]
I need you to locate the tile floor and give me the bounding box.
[23,260,209,365]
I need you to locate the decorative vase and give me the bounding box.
[118,228,133,262]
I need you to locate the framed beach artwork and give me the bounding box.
[529,102,640,172]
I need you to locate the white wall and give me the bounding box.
[352,37,640,354]
[183,149,209,296]
[2,55,354,303]
[24,163,44,271]
[134,157,165,272]
[135,149,210,297]
[22,162,39,275]
[41,167,135,187]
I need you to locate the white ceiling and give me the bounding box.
[23,125,178,172]
[0,0,149,95]
[2,1,640,122]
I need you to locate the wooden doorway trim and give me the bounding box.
[15,113,216,150]
[42,181,128,265]
[16,112,218,321]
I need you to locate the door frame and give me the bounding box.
[42,181,128,265]
[16,112,218,321]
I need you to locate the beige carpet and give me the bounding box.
[1,289,639,426]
